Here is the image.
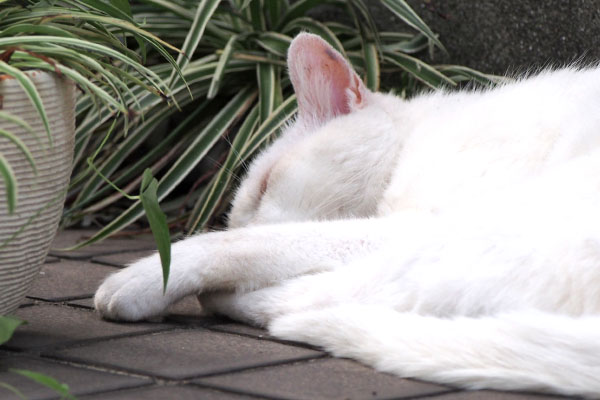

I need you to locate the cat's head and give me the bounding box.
[228,33,398,228]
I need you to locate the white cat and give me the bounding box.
[95,33,600,397]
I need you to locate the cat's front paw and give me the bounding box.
[94,254,170,321]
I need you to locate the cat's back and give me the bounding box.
[379,66,600,215]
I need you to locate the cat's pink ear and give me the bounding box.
[288,33,368,125]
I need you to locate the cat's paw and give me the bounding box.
[94,254,170,321]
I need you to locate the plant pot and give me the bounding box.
[0,71,76,315]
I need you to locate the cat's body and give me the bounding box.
[95,34,600,397]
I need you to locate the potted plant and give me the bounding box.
[0,0,178,315]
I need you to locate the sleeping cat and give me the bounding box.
[95,33,600,397]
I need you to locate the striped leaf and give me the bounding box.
[167,0,221,88]
[65,87,257,249]
[381,0,446,52]
[0,61,52,142]
[384,51,456,89]
[0,154,17,214]
[187,106,259,231]
[363,41,380,91]
[257,61,276,123]
[207,34,237,99]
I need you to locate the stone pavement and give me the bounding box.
[1,230,571,400]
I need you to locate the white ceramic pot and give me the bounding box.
[0,71,76,315]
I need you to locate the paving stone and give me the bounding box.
[79,384,257,400]
[197,358,452,400]
[92,250,156,267]
[5,304,171,350]
[48,328,323,379]
[27,260,116,301]
[49,230,156,260]
[0,355,149,400]
[420,390,570,400]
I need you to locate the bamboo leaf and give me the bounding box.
[140,169,171,292]
[10,370,76,400]
[0,316,24,345]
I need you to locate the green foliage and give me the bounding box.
[62,0,501,248]
[0,0,175,274]
[0,316,77,399]
[0,315,24,345]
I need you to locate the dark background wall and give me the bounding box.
[369,0,600,74]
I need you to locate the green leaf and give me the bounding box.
[0,61,52,143]
[436,65,504,86]
[168,0,221,88]
[0,154,17,214]
[384,51,456,89]
[381,0,446,53]
[278,0,323,28]
[64,87,257,248]
[249,0,266,31]
[0,382,27,400]
[255,32,291,57]
[140,169,171,292]
[0,129,37,174]
[240,94,297,160]
[10,370,76,400]
[0,111,35,134]
[110,0,133,17]
[207,34,237,99]
[187,106,259,231]
[257,62,276,123]
[363,41,379,91]
[382,33,429,54]
[0,23,78,38]
[0,316,24,345]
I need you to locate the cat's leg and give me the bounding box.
[95,217,391,321]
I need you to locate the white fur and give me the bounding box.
[95,33,600,397]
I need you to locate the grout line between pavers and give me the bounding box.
[380,387,460,400]
[26,294,95,303]
[186,354,331,383]
[46,350,327,383]
[191,381,293,400]
[200,323,326,352]
[49,246,157,261]
[5,326,180,355]
[65,383,156,400]
[89,259,126,268]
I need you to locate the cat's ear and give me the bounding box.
[288,33,369,125]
